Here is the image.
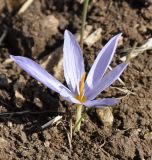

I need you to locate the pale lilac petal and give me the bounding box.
[59,87,80,104]
[85,62,128,100]
[63,30,85,95]
[84,98,118,108]
[85,33,122,91]
[11,55,82,105]
[10,55,69,94]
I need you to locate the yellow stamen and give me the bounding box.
[79,72,86,98]
[75,73,87,103]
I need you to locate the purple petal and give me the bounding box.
[85,33,122,91]
[63,30,85,95]
[10,55,69,94]
[85,62,128,100]
[84,98,118,108]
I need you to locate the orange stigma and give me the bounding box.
[75,73,87,103]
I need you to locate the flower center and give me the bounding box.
[75,73,87,103]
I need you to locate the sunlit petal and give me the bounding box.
[11,55,68,93]
[84,98,118,107]
[85,33,122,92]
[86,62,128,100]
[63,30,85,95]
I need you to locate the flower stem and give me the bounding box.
[80,0,90,49]
[74,104,83,132]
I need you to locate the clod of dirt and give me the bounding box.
[0,137,9,148]
[0,0,5,14]
[0,89,10,101]
[7,0,59,57]
[105,132,136,159]
[96,107,114,127]
[0,74,9,89]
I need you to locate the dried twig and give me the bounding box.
[41,115,62,130]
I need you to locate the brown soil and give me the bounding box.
[0,0,152,159]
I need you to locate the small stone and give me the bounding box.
[21,150,30,157]
[33,97,43,108]
[59,154,68,160]
[144,132,152,140]
[20,131,27,143]
[84,28,102,47]
[96,107,114,127]
[7,121,13,127]
[15,90,25,108]
[44,141,50,147]
[138,93,145,98]
[0,123,3,128]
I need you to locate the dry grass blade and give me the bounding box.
[70,119,73,141]
[41,115,62,130]
[120,38,152,61]
[0,29,8,45]
[111,86,136,100]
[18,0,34,14]
[63,125,72,150]
[111,86,136,95]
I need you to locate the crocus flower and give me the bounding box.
[10,30,128,108]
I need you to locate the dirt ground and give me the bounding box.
[0,0,152,159]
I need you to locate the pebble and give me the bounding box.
[44,141,50,147]
[7,121,13,127]
[96,107,114,127]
